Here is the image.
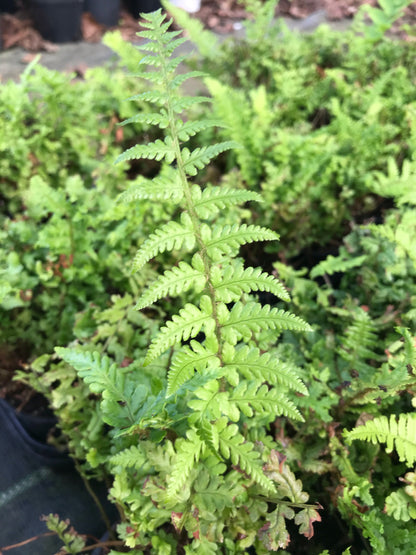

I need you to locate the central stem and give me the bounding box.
[158,38,224,363]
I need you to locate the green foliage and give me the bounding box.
[353,0,414,43]
[5,3,416,553]
[50,9,317,552]
[345,414,416,466]
[0,53,170,354]
[43,514,87,554]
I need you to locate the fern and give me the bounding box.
[345,414,416,466]
[222,344,308,394]
[60,10,317,549]
[163,0,220,60]
[131,215,195,271]
[121,6,311,504]
[338,307,383,379]
[192,185,263,219]
[144,298,216,365]
[222,301,312,344]
[211,262,290,303]
[310,251,367,279]
[135,261,205,310]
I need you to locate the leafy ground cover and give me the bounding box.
[1,1,416,553]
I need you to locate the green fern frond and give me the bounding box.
[163,0,220,60]
[310,253,367,279]
[110,445,148,470]
[176,119,225,142]
[339,308,382,376]
[231,381,303,421]
[119,111,169,128]
[399,327,416,368]
[211,262,290,303]
[166,428,205,500]
[170,95,212,114]
[135,262,205,310]
[169,71,207,91]
[54,348,146,426]
[385,489,416,521]
[188,380,240,423]
[132,215,195,272]
[203,223,279,260]
[223,345,308,394]
[216,418,275,493]
[167,340,220,395]
[55,348,120,396]
[193,469,243,513]
[144,298,216,365]
[115,137,175,165]
[344,414,416,466]
[126,89,170,106]
[182,142,239,176]
[117,173,183,204]
[222,302,312,344]
[192,186,263,219]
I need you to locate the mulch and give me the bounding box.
[1,1,416,52]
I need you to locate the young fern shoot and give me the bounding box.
[117,9,312,497]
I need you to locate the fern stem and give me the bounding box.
[156,33,225,364]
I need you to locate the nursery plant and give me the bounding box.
[30,9,325,554]
[168,0,416,257]
[5,2,416,554]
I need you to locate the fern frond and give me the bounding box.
[144,298,216,365]
[399,327,416,368]
[230,381,303,421]
[216,418,275,493]
[339,308,382,376]
[166,428,204,500]
[117,172,183,203]
[163,0,220,60]
[167,340,220,395]
[176,119,225,142]
[169,71,207,92]
[203,223,279,260]
[193,469,243,513]
[126,89,170,105]
[135,262,205,310]
[54,348,146,426]
[115,137,175,165]
[119,112,170,128]
[211,262,290,303]
[222,302,312,344]
[110,445,147,470]
[223,345,308,394]
[182,142,239,176]
[192,186,262,219]
[132,214,195,272]
[171,95,212,114]
[188,380,241,424]
[385,489,416,522]
[310,253,367,279]
[55,348,120,396]
[344,414,416,466]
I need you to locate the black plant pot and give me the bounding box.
[84,0,120,26]
[124,0,161,17]
[29,0,83,43]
